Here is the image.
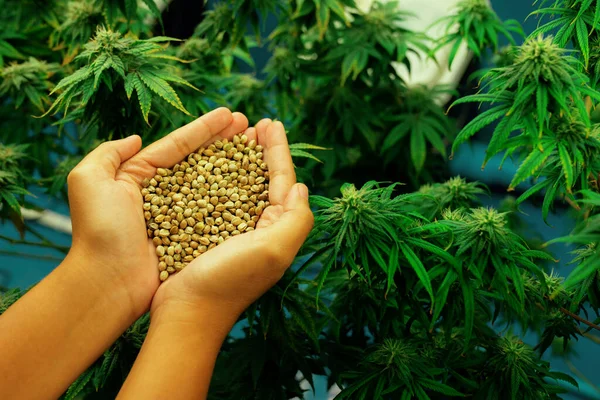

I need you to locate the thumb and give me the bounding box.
[266,183,314,252]
[77,135,142,179]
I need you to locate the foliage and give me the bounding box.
[434,0,523,67]
[2,0,600,399]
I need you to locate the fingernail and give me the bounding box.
[297,184,308,200]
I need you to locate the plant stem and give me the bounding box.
[24,225,69,254]
[0,234,70,253]
[0,250,63,262]
[583,332,600,344]
[559,307,600,332]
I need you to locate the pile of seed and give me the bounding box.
[141,133,269,282]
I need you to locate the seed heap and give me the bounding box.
[141,133,269,282]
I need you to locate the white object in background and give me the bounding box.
[20,208,72,235]
[354,0,490,105]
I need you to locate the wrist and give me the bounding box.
[62,249,147,321]
[150,297,239,340]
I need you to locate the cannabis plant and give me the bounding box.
[2,0,600,399]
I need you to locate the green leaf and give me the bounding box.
[562,255,600,290]
[382,120,411,151]
[50,66,92,95]
[451,106,509,157]
[0,40,24,60]
[124,0,137,20]
[132,73,152,124]
[461,279,475,349]
[575,19,589,67]
[411,124,426,171]
[536,86,548,135]
[141,0,163,26]
[516,178,552,205]
[290,149,323,163]
[542,179,560,223]
[423,125,447,158]
[399,242,434,304]
[138,69,190,115]
[508,147,553,190]
[386,244,399,296]
[432,270,458,324]
[419,378,464,397]
[557,144,574,190]
[124,73,135,99]
[0,190,21,213]
[64,368,94,400]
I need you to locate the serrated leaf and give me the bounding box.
[411,124,426,171]
[50,66,92,95]
[536,86,548,135]
[542,179,560,224]
[516,178,552,205]
[451,106,508,157]
[290,149,323,163]
[64,368,94,400]
[141,0,163,26]
[132,73,152,123]
[92,53,112,89]
[138,69,190,115]
[461,279,475,349]
[563,255,600,290]
[557,144,574,190]
[575,19,589,67]
[419,378,464,397]
[382,120,411,151]
[508,146,553,190]
[289,143,329,151]
[124,73,135,99]
[400,242,434,304]
[0,190,21,213]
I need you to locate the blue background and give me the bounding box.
[1,0,599,398]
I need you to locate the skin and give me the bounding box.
[0,107,313,400]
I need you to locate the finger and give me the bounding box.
[243,127,257,142]
[76,135,141,179]
[201,112,248,146]
[254,118,272,144]
[262,183,313,258]
[132,107,234,168]
[260,121,295,205]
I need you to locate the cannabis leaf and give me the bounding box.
[530,0,600,68]
[42,27,197,124]
[0,58,60,112]
[450,35,599,167]
[0,143,31,217]
[434,0,523,68]
[382,85,455,171]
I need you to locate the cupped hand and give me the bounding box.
[66,108,249,316]
[151,119,314,321]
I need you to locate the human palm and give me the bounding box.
[152,118,314,317]
[67,108,250,315]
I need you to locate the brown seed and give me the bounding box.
[159,271,169,281]
[143,132,269,282]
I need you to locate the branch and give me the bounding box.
[559,307,600,332]
[0,234,70,253]
[0,250,63,262]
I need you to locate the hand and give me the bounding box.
[150,119,314,324]
[65,108,249,316]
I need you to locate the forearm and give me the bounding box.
[118,302,237,400]
[0,252,142,399]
